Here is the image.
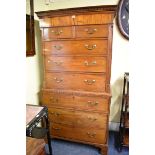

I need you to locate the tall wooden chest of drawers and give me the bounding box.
[36,5,117,155]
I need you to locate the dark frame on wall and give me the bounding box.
[26,0,35,56]
[117,0,129,40]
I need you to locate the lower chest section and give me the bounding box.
[41,91,110,145]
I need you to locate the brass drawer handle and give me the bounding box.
[85,28,97,34]
[84,61,96,66]
[50,97,59,103]
[53,77,63,83]
[88,101,99,106]
[52,127,61,130]
[53,61,63,66]
[55,112,61,116]
[84,79,96,85]
[53,45,63,50]
[48,60,63,65]
[85,44,96,50]
[51,112,61,116]
[87,132,96,138]
[77,120,81,124]
[51,29,63,35]
[87,116,97,121]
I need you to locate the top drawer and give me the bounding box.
[43,27,73,40]
[74,13,114,25]
[75,25,109,38]
[39,13,114,27]
[39,16,74,27]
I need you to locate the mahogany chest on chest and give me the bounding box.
[36,5,117,155]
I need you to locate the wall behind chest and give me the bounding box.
[26,0,129,126]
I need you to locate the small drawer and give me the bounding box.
[44,56,107,73]
[39,16,74,27]
[44,72,106,92]
[43,39,108,55]
[51,123,107,144]
[41,90,110,112]
[43,27,73,40]
[76,25,109,38]
[74,13,114,25]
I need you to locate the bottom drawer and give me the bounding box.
[51,123,107,144]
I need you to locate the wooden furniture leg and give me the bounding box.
[101,146,108,155]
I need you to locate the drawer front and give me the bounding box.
[48,107,107,128]
[74,13,114,25]
[44,72,106,92]
[41,90,110,112]
[39,16,74,27]
[51,123,107,144]
[44,40,108,55]
[76,25,109,38]
[43,27,73,40]
[45,56,107,73]
[39,14,114,27]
